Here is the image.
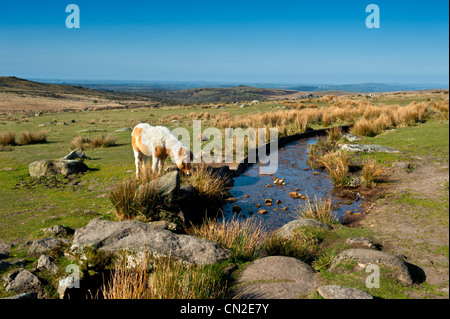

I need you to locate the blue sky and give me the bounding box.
[0,0,448,84]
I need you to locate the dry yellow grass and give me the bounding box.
[319,150,350,187]
[102,254,227,299]
[188,217,268,260]
[362,159,387,187]
[326,126,343,142]
[19,131,48,145]
[187,164,229,201]
[294,196,337,224]
[70,134,117,150]
[0,131,16,146]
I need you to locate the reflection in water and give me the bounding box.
[220,137,361,232]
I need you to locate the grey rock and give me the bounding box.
[115,127,132,132]
[4,269,43,296]
[71,219,231,265]
[341,144,400,153]
[29,159,88,177]
[232,256,319,299]
[346,237,376,249]
[2,292,38,299]
[317,285,373,299]
[28,238,68,256]
[61,148,89,161]
[330,248,413,286]
[56,160,89,176]
[146,171,180,202]
[42,225,72,237]
[0,243,13,260]
[348,176,362,188]
[42,225,74,236]
[275,218,333,239]
[37,255,59,274]
[343,133,363,142]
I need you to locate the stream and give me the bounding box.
[220,137,362,231]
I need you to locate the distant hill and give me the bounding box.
[1,77,448,112]
[1,77,302,105]
[0,76,129,100]
[36,78,449,94]
[133,86,300,104]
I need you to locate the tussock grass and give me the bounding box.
[307,139,338,169]
[188,217,268,261]
[326,127,343,142]
[70,134,116,150]
[295,196,338,224]
[0,131,16,146]
[264,235,319,263]
[319,150,350,188]
[431,99,449,119]
[102,255,227,299]
[350,118,383,137]
[109,175,165,221]
[19,130,48,145]
[263,235,319,264]
[187,164,229,201]
[361,159,387,187]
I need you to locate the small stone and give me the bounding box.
[265,184,273,188]
[282,207,288,211]
[37,255,59,274]
[255,204,261,208]
[244,195,249,198]
[258,210,268,215]
[225,198,237,203]
[276,200,282,204]
[42,225,72,237]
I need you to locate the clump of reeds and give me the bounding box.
[307,139,338,169]
[295,196,338,224]
[188,217,268,261]
[319,150,350,187]
[263,234,320,264]
[186,164,229,201]
[326,127,343,142]
[0,131,16,146]
[102,255,227,299]
[431,99,449,119]
[361,159,387,187]
[19,131,48,145]
[70,134,116,150]
[109,172,165,221]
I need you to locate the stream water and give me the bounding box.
[220,137,362,231]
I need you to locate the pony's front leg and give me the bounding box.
[152,156,159,176]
